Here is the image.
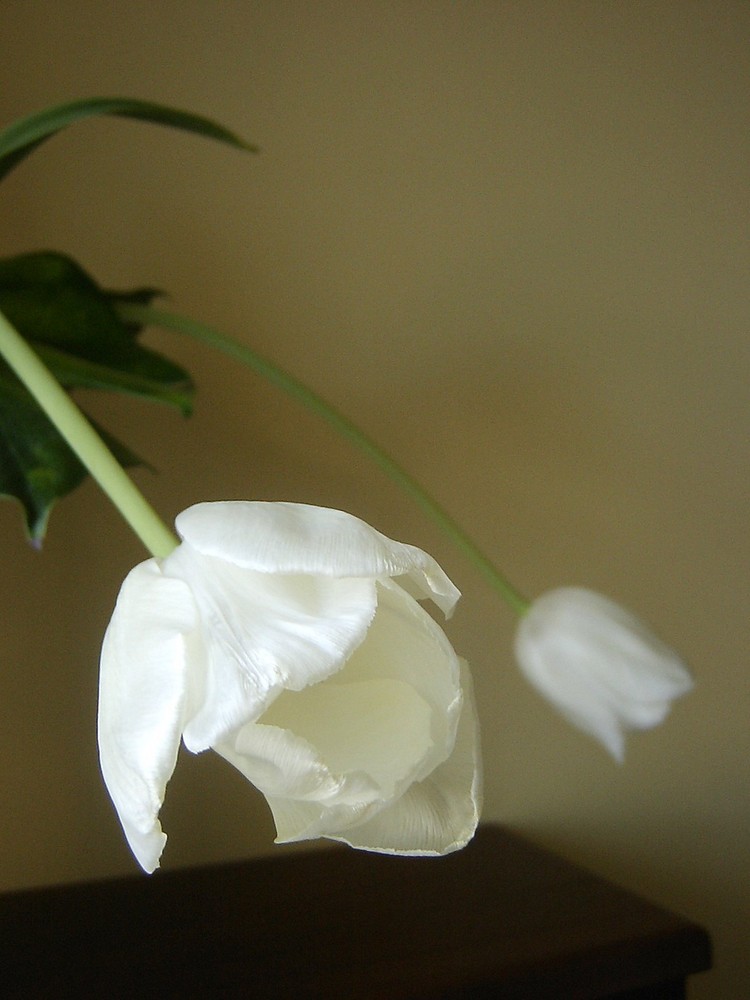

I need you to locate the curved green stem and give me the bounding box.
[118,303,530,616]
[0,308,178,558]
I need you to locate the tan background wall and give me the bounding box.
[0,3,747,996]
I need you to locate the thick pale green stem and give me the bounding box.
[118,303,530,616]
[0,308,178,558]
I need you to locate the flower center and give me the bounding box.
[260,677,433,798]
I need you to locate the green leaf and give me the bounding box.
[0,369,144,543]
[0,96,256,182]
[0,252,192,541]
[0,253,193,414]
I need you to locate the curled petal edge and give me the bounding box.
[175,501,460,615]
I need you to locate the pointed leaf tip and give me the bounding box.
[0,96,257,182]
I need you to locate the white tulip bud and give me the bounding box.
[515,587,693,761]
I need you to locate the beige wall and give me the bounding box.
[1,3,747,996]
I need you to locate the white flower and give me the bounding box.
[514,587,693,761]
[98,501,482,872]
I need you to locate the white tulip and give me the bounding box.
[98,501,482,872]
[514,587,693,761]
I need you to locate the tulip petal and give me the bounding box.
[261,678,433,798]
[330,661,482,855]
[163,545,378,750]
[216,584,477,853]
[216,678,435,844]
[216,677,435,843]
[175,501,460,615]
[217,721,382,807]
[339,579,464,783]
[97,560,196,872]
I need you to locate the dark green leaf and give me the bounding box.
[105,287,163,337]
[0,252,193,414]
[0,96,256,182]
[0,251,193,542]
[0,369,143,543]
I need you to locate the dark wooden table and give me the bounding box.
[0,824,710,998]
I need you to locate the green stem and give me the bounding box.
[0,308,178,558]
[118,303,530,616]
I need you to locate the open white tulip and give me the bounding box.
[515,587,693,761]
[98,501,482,872]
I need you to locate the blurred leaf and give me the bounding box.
[0,96,256,181]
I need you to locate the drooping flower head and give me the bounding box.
[515,586,693,761]
[98,501,482,872]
